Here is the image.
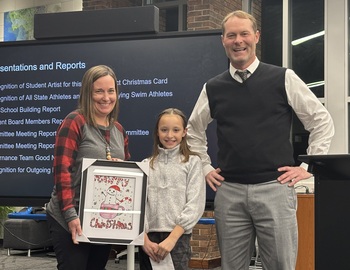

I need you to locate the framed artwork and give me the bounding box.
[77,158,148,245]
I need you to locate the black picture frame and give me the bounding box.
[78,159,148,245]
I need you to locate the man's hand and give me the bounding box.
[68,218,82,244]
[206,168,225,191]
[277,166,313,186]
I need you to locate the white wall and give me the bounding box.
[0,0,82,41]
[325,0,348,154]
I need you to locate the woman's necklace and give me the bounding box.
[96,126,112,160]
[105,142,112,160]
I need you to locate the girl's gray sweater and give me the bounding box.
[145,145,206,234]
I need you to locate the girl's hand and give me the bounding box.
[157,238,176,260]
[142,234,160,263]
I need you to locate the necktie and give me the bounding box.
[236,70,248,81]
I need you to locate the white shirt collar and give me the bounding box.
[229,57,260,78]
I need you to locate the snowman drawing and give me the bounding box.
[100,185,131,219]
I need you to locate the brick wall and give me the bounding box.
[187,0,241,31]
[252,1,262,58]
[189,211,221,268]
[187,0,261,57]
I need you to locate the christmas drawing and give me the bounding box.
[89,174,135,230]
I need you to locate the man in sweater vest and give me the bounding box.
[187,10,334,270]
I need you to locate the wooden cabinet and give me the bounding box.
[296,194,314,270]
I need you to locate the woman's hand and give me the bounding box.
[68,218,82,244]
[111,158,124,161]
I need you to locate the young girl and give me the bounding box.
[139,108,206,270]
